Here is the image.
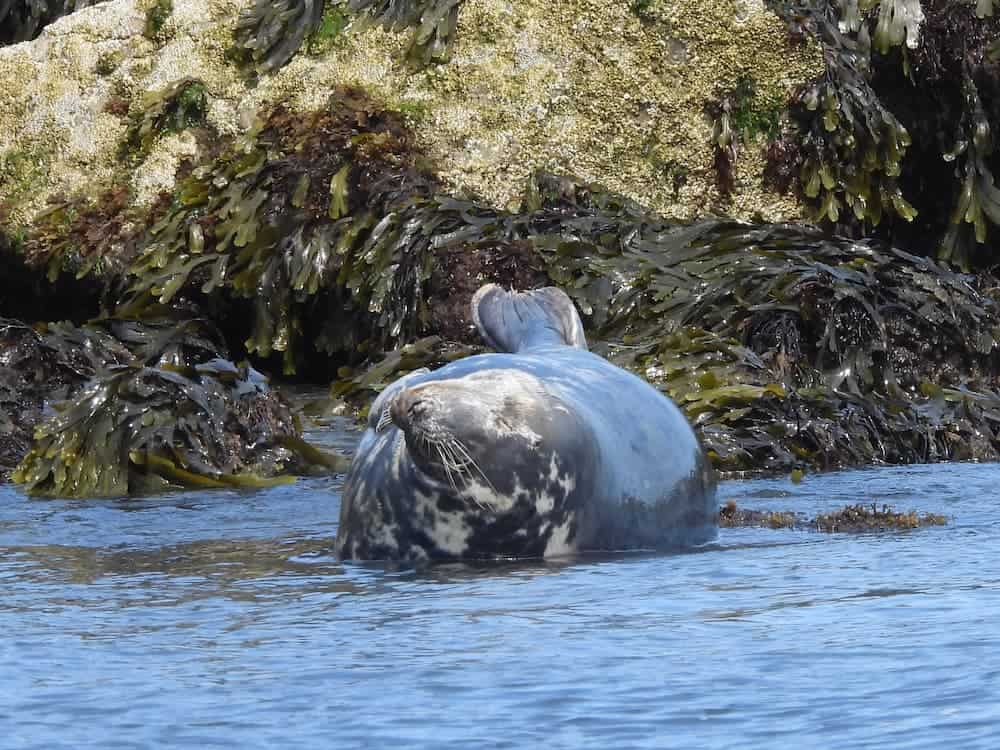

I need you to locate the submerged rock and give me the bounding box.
[718,499,948,532]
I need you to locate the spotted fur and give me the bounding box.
[335,286,717,561]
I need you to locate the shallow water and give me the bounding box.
[2,422,999,749]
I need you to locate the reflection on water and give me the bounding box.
[3,456,1000,749]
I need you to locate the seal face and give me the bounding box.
[336,284,717,561]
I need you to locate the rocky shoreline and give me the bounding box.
[1,0,999,497]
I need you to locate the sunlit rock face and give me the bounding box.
[0,0,820,226]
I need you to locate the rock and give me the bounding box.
[0,0,821,226]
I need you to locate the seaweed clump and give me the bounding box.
[232,0,464,74]
[774,1,917,229]
[719,499,948,531]
[121,79,209,164]
[719,499,799,528]
[0,0,105,45]
[0,317,132,479]
[118,87,445,375]
[812,502,947,531]
[770,0,1000,268]
[10,317,342,497]
[143,0,173,42]
[20,187,138,284]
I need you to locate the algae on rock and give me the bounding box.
[8,316,344,496]
[0,0,821,232]
[770,0,1000,267]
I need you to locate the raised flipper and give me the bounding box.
[471,284,587,353]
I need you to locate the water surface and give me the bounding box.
[2,427,998,749]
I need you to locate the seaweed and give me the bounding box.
[21,187,135,283]
[938,66,1000,269]
[527,192,1000,472]
[773,1,917,229]
[812,502,947,531]
[0,316,132,479]
[770,0,1000,266]
[719,499,948,531]
[709,76,786,197]
[143,0,173,41]
[12,360,300,496]
[347,0,463,67]
[8,316,342,496]
[0,0,105,45]
[117,88,449,374]
[121,79,209,164]
[233,0,326,74]
[330,335,481,409]
[232,0,464,74]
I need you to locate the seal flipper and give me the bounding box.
[471,284,587,353]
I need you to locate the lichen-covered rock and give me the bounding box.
[0,0,821,228]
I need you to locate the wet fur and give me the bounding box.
[336,285,717,561]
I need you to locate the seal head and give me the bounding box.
[338,365,600,560]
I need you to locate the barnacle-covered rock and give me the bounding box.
[0,0,820,230]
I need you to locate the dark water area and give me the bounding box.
[2,420,999,748]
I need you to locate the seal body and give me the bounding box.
[335,285,716,561]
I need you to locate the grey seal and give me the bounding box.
[335,284,717,561]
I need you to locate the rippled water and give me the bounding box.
[2,422,999,748]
